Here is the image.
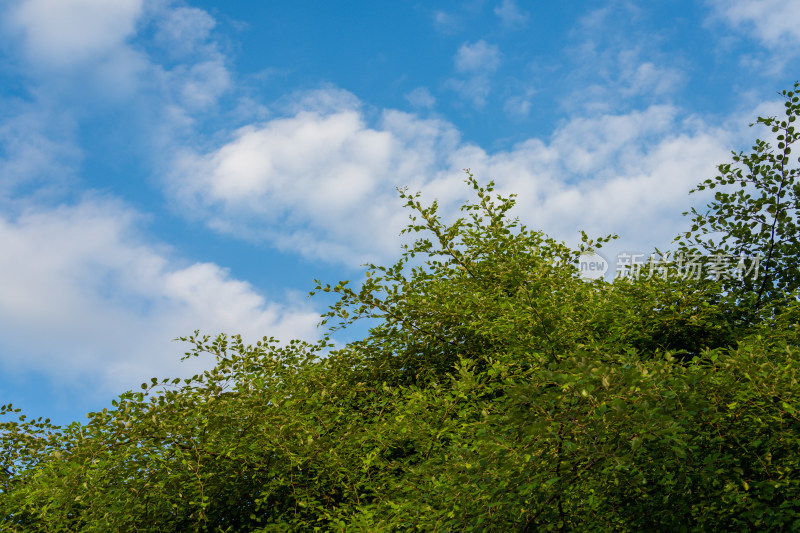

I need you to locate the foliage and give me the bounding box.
[3,94,800,531]
[677,82,800,316]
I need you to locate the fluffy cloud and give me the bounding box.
[0,2,293,397]
[3,0,232,118]
[167,58,231,111]
[450,41,502,108]
[432,10,461,33]
[5,0,144,67]
[447,77,494,109]
[166,89,737,272]
[558,4,689,113]
[454,40,501,73]
[152,5,230,110]
[442,105,733,253]
[169,103,464,264]
[0,199,321,392]
[0,105,81,201]
[622,61,684,96]
[154,6,217,58]
[710,0,800,48]
[495,0,529,29]
[504,95,532,119]
[405,87,436,109]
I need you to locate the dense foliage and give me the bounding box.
[2,88,800,531]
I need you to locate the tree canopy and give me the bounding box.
[2,87,800,532]
[678,82,800,318]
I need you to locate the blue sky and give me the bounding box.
[1,0,799,425]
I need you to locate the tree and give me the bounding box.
[677,82,800,317]
[2,140,800,530]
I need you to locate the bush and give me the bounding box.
[3,110,800,531]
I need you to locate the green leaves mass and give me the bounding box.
[3,85,800,532]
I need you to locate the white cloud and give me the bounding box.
[550,105,677,175]
[450,41,501,108]
[168,101,464,264]
[0,199,321,392]
[562,45,685,113]
[3,0,233,121]
[432,10,461,33]
[436,107,730,249]
[455,40,501,73]
[503,95,532,119]
[623,61,683,96]
[709,0,800,48]
[493,112,731,247]
[0,105,81,201]
[0,2,279,395]
[165,89,741,272]
[280,86,363,115]
[5,0,144,67]
[406,87,436,109]
[495,0,529,29]
[560,3,688,113]
[168,58,232,111]
[447,76,493,109]
[154,6,216,58]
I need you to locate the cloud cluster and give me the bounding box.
[405,87,436,110]
[0,1,310,393]
[6,0,144,67]
[0,199,320,392]
[449,40,502,108]
[0,105,81,202]
[710,0,800,49]
[454,40,501,73]
[494,0,529,29]
[169,104,464,264]
[166,88,737,273]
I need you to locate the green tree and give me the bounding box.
[2,136,800,529]
[677,82,800,316]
